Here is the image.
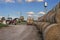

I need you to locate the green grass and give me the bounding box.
[19,22,27,25]
[0,23,8,28]
[21,22,26,24]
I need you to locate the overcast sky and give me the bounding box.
[0,0,59,19]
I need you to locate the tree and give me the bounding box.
[1,17,5,20]
[20,16,24,22]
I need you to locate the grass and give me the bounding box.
[19,22,27,25]
[21,22,26,24]
[0,23,8,28]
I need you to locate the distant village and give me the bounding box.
[0,15,35,25]
[0,16,25,25]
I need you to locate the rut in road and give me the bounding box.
[0,25,42,40]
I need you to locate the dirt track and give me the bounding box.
[0,25,42,40]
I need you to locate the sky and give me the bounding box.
[0,0,59,20]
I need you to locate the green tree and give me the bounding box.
[20,16,24,22]
[1,17,5,20]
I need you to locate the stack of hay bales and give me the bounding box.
[33,22,38,26]
[46,8,56,23]
[43,24,60,40]
[55,2,60,23]
[36,22,50,32]
[43,2,60,40]
[38,14,47,22]
[33,2,60,40]
[37,2,60,23]
[41,22,50,32]
[46,2,60,23]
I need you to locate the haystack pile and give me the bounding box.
[37,2,60,23]
[43,24,60,40]
[34,2,60,40]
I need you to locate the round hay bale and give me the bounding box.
[46,10,55,23]
[36,22,50,32]
[43,24,60,40]
[38,14,47,22]
[38,22,46,32]
[38,17,41,22]
[49,12,56,23]
[36,22,42,28]
[46,11,52,22]
[41,22,50,32]
[42,15,47,22]
[56,9,60,23]
[35,22,44,32]
[33,22,38,26]
[38,16,44,22]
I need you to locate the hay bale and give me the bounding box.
[46,10,52,22]
[56,9,60,23]
[55,2,60,23]
[42,15,47,22]
[38,16,44,22]
[46,9,56,23]
[35,22,44,32]
[38,2,60,23]
[38,22,46,32]
[43,24,60,40]
[46,2,60,23]
[38,14,47,22]
[49,12,56,23]
[38,17,41,22]
[33,22,38,26]
[36,22,50,32]
[36,22,42,28]
[41,22,50,32]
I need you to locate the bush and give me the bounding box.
[0,23,8,28]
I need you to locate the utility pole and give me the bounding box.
[8,14,9,18]
[8,14,10,18]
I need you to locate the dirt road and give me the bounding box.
[0,25,42,40]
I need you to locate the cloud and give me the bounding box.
[37,0,44,2]
[0,16,4,18]
[38,12,45,15]
[4,0,15,3]
[27,14,34,19]
[25,0,44,2]
[11,17,17,19]
[25,0,35,2]
[28,15,32,17]
[0,0,44,3]
[27,12,34,15]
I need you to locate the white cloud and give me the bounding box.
[25,0,35,2]
[0,16,4,18]
[11,17,17,19]
[28,15,32,17]
[38,12,45,15]
[25,0,44,2]
[0,0,44,3]
[27,12,34,15]
[37,0,44,2]
[4,0,15,3]
[27,14,34,19]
